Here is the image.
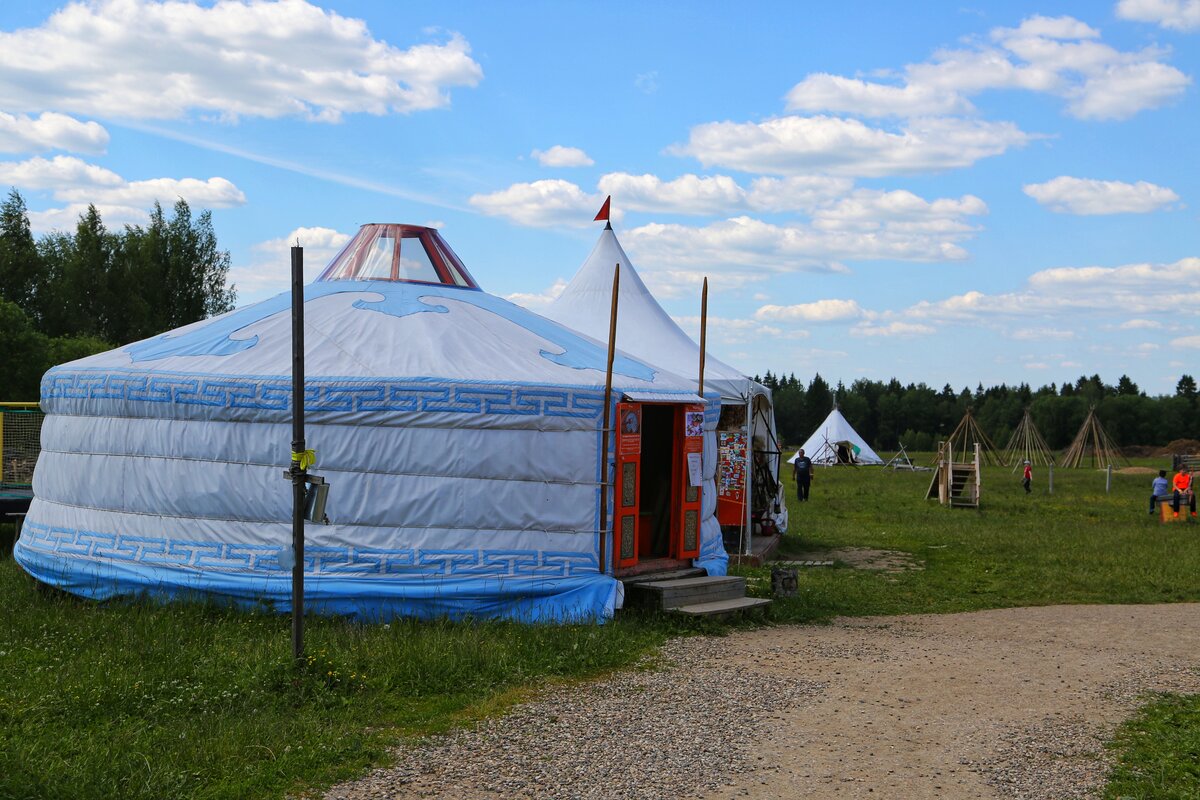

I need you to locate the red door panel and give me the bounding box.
[614,403,642,569]
[675,404,704,559]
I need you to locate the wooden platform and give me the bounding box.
[727,533,780,567]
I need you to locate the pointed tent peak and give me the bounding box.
[793,407,883,465]
[541,224,761,403]
[316,223,479,288]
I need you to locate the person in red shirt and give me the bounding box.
[1171,467,1196,518]
[1022,461,1032,494]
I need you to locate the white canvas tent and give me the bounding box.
[16,224,726,623]
[541,222,787,549]
[791,407,883,466]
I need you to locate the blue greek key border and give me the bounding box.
[42,370,607,420]
[20,521,599,578]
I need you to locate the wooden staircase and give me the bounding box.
[620,568,771,618]
[926,441,981,509]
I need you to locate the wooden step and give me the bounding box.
[670,597,772,618]
[625,575,746,610]
[617,567,705,587]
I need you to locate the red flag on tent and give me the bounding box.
[594,196,611,222]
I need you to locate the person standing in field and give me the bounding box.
[793,449,813,502]
[1171,466,1196,518]
[1150,469,1169,515]
[1022,460,1032,494]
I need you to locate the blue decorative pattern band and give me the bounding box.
[41,370,608,420]
[19,521,599,578]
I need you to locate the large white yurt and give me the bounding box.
[541,220,787,549]
[15,223,726,623]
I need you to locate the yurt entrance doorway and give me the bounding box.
[613,402,704,572]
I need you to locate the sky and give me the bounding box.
[0,0,1197,395]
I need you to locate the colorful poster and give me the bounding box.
[618,406,641,455]
[684,411,704,438]
[717,431,748,500]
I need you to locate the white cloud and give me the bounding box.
[0,155,121,190]
[1023,176,1179,214]
[850,321,936,337]
[230,226,353,300]
[634,71,659,94]
[505,278,568,311]
[1120,318,1164,329]
[746,176,857,212]
[1117,0,1200,31]
[624,203,980,274]
[0,0,482,122]
[786,74,968,117]
[58,176,245,208]
[903,257,1200,323]
[1009,327,1075,340]
[468,180,609,227]
[671,315,799,346]
[0,154,246,210]
[778,13,1189,122]
[755,299,864,322]
[531,146,594,168]
[26,202,150,232]
[0,112,108,155]
[672,115,1031,177]
[1170,335,1200,348]
[597,173,747,215]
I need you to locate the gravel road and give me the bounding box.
[324,603,1200,800]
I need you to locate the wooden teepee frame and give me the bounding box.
[1060,406,1127,468]
[1003,409,1055,472]
[943,407,1006,466]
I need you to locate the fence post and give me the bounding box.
[1048,464,1054,495]
[1106,464,1112,494]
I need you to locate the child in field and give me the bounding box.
[1022,461,1032,494]
[1150,470,1169,514]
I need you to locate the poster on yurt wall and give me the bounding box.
[717,430,747,498]
[619,405,641,455]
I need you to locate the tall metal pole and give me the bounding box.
[597,263,620,575]
[290,245,306,664]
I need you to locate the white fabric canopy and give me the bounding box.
[542,227,766,404]
[540,226,787,535]
[791,408,883,465]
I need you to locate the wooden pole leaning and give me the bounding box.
[597,263,620,575]
[290,245,306,665]
[698,278,708,396]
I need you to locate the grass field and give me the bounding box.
[1,455,1197,799]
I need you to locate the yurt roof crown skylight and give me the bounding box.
[317,223,478,288]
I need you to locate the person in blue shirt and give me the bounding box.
[1150,469,1169,514]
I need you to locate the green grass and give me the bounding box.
[0,557,707,800]
[746,457,1200,621]
[1104,694,1200,799]
[2,456,1199,799]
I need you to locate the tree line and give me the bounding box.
[0,189,235,400]
[757,372,1200,451]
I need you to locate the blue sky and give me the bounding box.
[1,0,1197,393]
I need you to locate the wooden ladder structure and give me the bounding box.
[926,441,981,509]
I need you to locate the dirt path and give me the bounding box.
[705,604,1200,799]
[326,604,1200,800]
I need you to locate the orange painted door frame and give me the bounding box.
[614,402,642,569]
[673,404,704,559]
